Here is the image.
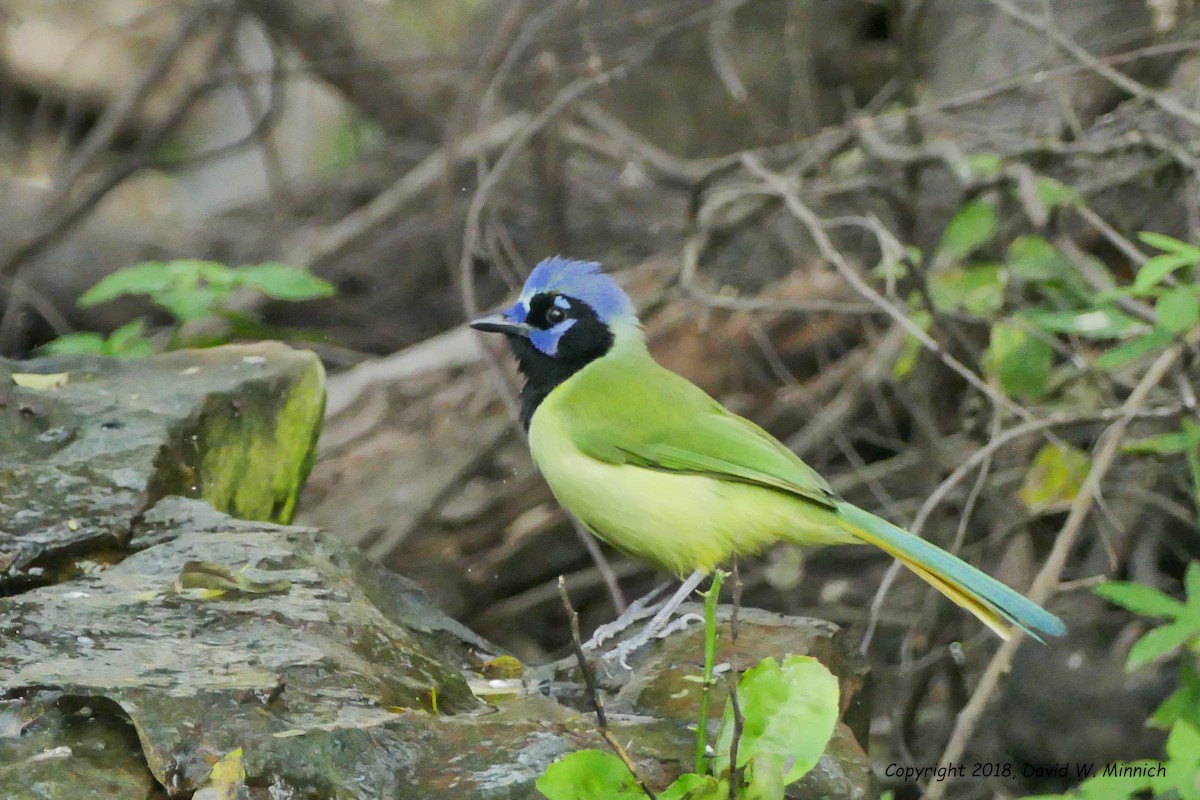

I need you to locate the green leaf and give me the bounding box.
[713,656,839,787]
[535,751,645,800]
[11,372,68,390]
[935,200,998,265]
[1157,288,1200,333]
[1122,432,1191,455]
[892,310,930,380]
[986,321,1053,400]
[660,774,729,800]
[1139,231,1200,258]
[1155,721,1200,799]
[1024,308,1145,339]
[1152,663,1200,729]
[234,263,336,301]
[1034,177,1079,210]
[1019,443,1091,512]
[1184,425,1200,525]
[892,336,922,380]
[1133,253,1195,294]
[162,258,204,286]
[965,153,1002,179]
[37,332,108,356]
[743,757,786,800]
[1008,236,1071,282]
[1186,561,1200,606]
[195,260,237,289]
[1071,767,1156,799]
[929,264,1007,315]
[1095,328,1172,371]
[1093,582,1186,619]
[1127,619,1200,672]
[105,319,155,357]
[79,262,175,306]
[155,286,220,322]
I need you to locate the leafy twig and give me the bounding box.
[923,328,1200,800]
[740,153,1036,423]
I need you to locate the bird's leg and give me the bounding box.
[601,569,708,666]
[582,581,671,650]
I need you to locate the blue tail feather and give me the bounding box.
[837,503,1066,640]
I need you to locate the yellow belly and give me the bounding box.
[528,409,852,576]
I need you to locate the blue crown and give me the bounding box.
[519,256,635,324]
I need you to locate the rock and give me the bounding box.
[0,497,876,799]
[0,343,325,591]
[0,691,157,800]
[0,497,487,797]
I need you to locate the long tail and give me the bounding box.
[836,502,1066,641]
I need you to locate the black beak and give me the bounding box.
[470,313,532,338]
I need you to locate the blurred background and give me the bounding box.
[2,0,1199,797]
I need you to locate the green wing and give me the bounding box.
[564,355,838,511]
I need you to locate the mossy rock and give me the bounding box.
[0,343,325,590]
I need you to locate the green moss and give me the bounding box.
[196,355,325,524]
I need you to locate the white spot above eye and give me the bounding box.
[552,295,571,309]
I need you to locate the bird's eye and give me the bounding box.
[546,306,566,324]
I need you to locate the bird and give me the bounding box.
[470,256,1065,646]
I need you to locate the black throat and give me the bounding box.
[511,335,609,429]
[510,338,595,429]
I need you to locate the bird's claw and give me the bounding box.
[582,583,670,651]
[598,611,706,670]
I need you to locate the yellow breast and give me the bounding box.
[527,402,844,576]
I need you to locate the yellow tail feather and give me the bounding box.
[895,554,1012,640]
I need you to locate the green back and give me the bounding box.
[548,344,837,511]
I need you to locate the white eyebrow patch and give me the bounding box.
[552,295,571,310]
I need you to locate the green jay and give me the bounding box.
[471,256,1065,646]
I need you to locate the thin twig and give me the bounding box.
[558,577,658,800]
[740,154,1035,422]
[982,0,1200,130]
[299,113,530,271]
[571,517,628,613]
[923,329,1199,800]
[48,5,219,208]
[727,556,744,800]
[458,0,755,319]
